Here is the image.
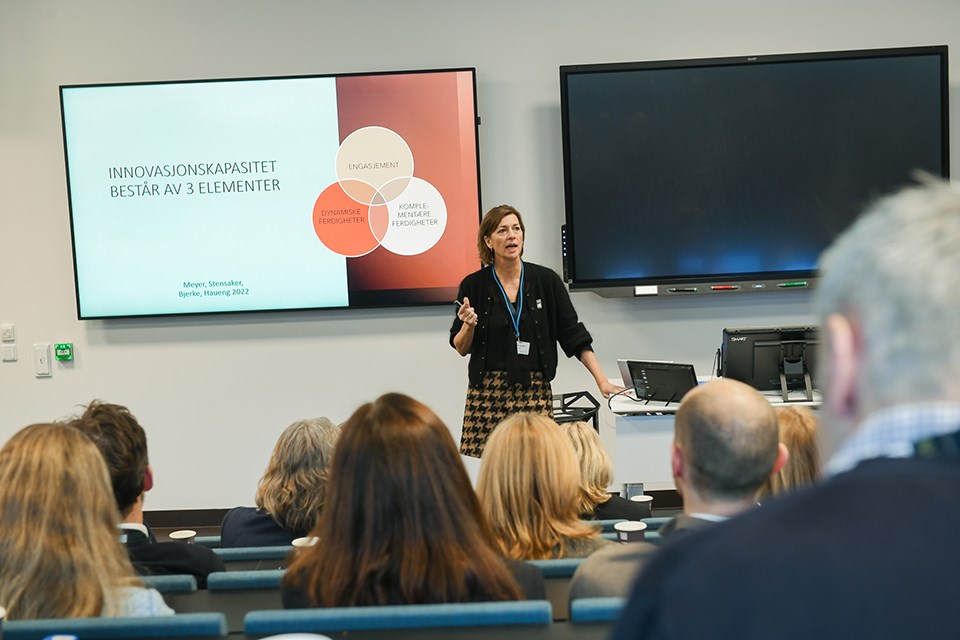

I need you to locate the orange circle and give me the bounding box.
[312,183,379,257]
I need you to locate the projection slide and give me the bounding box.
[61,69,480,318]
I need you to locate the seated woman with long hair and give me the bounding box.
[221,417,339,547]
[758,405,822,501]
[478,413,610,560]
[562,420,651,521]
[0,423,173,619]
[282,393,542,607]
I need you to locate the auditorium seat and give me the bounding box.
[592,519,627,532]
[570,596,627,623]
[640,516,672,530]
[194,535,221,548]
[140,574,198,593]
[211,544,291,570]
[161,569,285,633]
[244,600,553,635]
[3,612,228,640]
[527,557,585,621]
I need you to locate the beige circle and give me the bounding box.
[336,126,413,205]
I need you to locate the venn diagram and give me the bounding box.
[312,126,448,257]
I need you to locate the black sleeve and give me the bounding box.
[449,279,469,349]
[450,272,483,350]
[548,268,593,359]
[128,542,226,589]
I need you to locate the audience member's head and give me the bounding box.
[255,417,339,537]
[283,393,520,606]
[759,406,821,500]
[561,420,615,516]
[816,178,960,455]
[478,413,600,559]
[672,378,786,515]
[70,400,151,519]
[0,423,141,619]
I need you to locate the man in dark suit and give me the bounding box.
[613,179,960,639]
[568,377,786,600]
[72,400,225,587]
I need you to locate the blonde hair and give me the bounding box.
[762,406,821,498]
[256,417,340,537]
[477,413,599,559]
[561,421,614,515]
[0,423,142,620]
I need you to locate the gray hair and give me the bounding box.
[256,417,340,537]
[815,178,960,405]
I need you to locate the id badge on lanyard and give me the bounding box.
[494,264,529,357]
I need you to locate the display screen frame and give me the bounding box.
[721,325,820,396]
[61,67,483,319]
[559,45,950,294]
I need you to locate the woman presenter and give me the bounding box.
[450,204,622,457]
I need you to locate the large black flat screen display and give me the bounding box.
[560,46,949,291]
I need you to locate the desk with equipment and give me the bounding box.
[610,326,821,491]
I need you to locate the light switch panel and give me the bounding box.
[33,343,51,377]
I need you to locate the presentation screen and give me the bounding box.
[60,68,481,319]
[560,46,949,293]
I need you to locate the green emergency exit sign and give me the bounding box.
[54,343,73,361]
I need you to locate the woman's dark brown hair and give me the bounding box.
[283,393,522,606]
[478,205,525,266]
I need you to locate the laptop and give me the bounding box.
[620,360,699,405]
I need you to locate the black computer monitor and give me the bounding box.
[721,326,819,401]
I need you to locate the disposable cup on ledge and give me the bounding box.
[292,536,319,549]
[630,493,654,517]
[168,529,197,544]
[614,520,648,542]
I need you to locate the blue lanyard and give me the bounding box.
[492,262,524,339]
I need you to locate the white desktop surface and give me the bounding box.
[610,378,822,415]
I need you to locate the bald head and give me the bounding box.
[674,379,780,503]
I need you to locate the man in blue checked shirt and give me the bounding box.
[614,177,960,640]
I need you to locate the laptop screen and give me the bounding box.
[625,361,698,404]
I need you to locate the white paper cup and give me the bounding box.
[292,536,319,549]
[168,529,197,544]
[614,520,648,542]
[630,494,654,504]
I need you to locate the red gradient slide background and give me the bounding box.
[336,71,480,303]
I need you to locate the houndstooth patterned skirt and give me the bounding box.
[459,370,553,458]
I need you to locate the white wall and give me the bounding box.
[2,0,958,509]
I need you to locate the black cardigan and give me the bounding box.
[450,262,593,387]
